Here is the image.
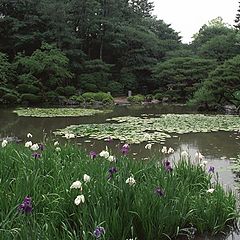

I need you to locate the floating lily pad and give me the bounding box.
[55,114,240,144]
[13,108,111,117]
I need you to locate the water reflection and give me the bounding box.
[0,105,239,240]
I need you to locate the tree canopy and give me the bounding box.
[0,1,239,110]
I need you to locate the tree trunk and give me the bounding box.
[100,36,103,60]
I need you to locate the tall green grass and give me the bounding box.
[0,143,238,240]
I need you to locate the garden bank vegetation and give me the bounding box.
[0,139,238,239]
[0,0,240,109]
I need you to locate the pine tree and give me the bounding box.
[234,1,240,30]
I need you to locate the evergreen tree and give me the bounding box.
[234,1,240,30]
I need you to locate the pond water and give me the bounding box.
[0,104,240,240]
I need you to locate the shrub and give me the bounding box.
[94,92,113,103]
[2,93,18,104]
[56,87,65,95]
[82,92,95,103]
[0,87,17,97]
[64,86,76,97]
[154,93,164,101]
[82,83,98,92]
[17,84,40,94]
[45,91,58,103]
[145,94,153,102]
[70,95,85,104]
[127,94,145,104]
[21,94,42,104]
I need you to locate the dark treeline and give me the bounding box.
[0,0,240,109]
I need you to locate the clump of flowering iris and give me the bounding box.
[121,144,130,155]
[90,151,97,159]
[181,150,189,160]
[1,139,8,148]
[99,150,110,159]
[83,174,91,183]
[25,141,32,148]
[32,152,41,159]
[70,180,82,190]
[207,188,215,193]
[164,160,173,172]
[18,196,32,214]
[208,166,215,173]
[126,176,136,186]
[145,143,152,150]
[38,143,44,151]
[195,151,204,163]
[27,133,32,138]
[155,187,164,197]
[30,143,39,151]
[93,226,105,238]
[74,195,85,205]
[108,167,117,179]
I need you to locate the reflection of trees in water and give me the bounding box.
[169,132,240,159]
[1,108,239,160]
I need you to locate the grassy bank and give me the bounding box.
[0,141,238,240]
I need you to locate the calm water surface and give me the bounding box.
[0,105,240,240]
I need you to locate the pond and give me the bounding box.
[0,104,240,239]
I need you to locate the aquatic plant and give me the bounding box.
[0,141,237,239]
[55,114,240,144]
[13,107,111,117]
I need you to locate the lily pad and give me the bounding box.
[55,114,240,144]
[13,108,111,117]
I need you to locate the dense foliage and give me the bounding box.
[0,1,239,109]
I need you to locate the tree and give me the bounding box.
[0,52,16,86]
[14,43,73,90]
[197,33,240,62]
[128,0,154,19]
[78,59,113,92]
[153,57,217,102]
[191,17,232,50]
[234,1,240,30]
[189,55,240,108]
[0,0,44,57]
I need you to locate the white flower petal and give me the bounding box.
[83,174,91,183]
[70,180,82,190]
[30,143,39,151]
[27,133,32,138]
[1,140,8,148]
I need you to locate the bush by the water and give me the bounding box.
[2,93,19,104]
[17,84,40,95]
[127,94,145,104]
[21,93,42,104]
[0,140,237,240]
[82,92,113,104]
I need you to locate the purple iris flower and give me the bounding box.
[121,144,129,155]
[155,187,164,197]
[32,152,41,159]
[108,167,117,179]
[90,151,97,159]
[93,226,105,238]
[38,144,45,151]
[18,196,32,214]
[164,160,173,172]
[208,166,215,173]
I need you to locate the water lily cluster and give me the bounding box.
[55,114,240,144]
